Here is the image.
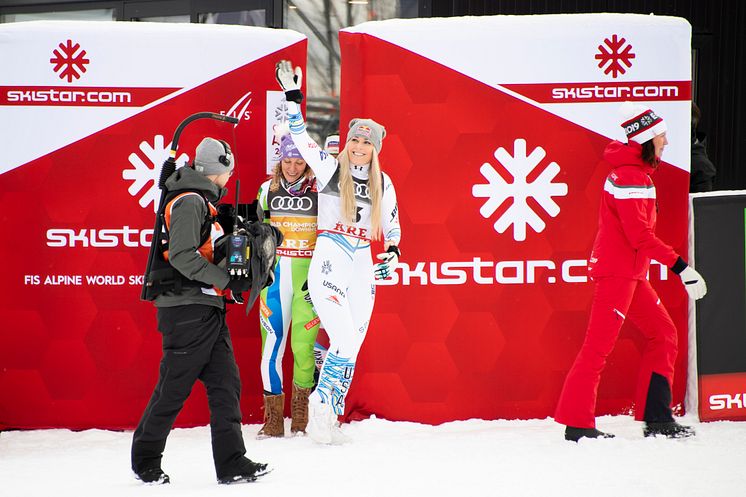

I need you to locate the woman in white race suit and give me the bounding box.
[275,60,402,444]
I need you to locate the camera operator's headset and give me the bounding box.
[217,139,233,169]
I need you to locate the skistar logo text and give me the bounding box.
[472,138,568,242]
[122,135,189,212]
[595,34,635,78]
[374,258,670,286]
[50,39,89,82]
[709,393,746,411]
[0,38,183,107]
[3,39,178,107]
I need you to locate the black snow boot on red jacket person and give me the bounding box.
[642,372,695,439]
[564,427,615,442]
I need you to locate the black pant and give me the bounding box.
[131,304,247,479]
[643,372,676,423]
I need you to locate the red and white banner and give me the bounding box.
[698,373,746,422]
[0,21,306,429]
[340,14,692,423]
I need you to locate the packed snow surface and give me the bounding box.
[2,415,744,497]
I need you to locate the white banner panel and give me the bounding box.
[344,14,691,171]
[0,21,304,175]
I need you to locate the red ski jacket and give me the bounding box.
[588,140,679,280]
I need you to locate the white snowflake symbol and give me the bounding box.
[472,138,568,242]
[274,100,289,122]
[122,135,189,212]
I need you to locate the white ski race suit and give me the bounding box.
[286,101,402,416]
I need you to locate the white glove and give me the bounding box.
[275,60,303,103]
[374,246,400,280]
[679,266,707,300]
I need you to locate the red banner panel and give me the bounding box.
[339,15,692,424]
[0,21,306,430]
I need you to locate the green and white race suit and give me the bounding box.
[257,176,320,393]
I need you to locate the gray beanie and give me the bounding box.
[193,137,234,176]
[347,118,386,153]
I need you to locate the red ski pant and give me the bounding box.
[554,277,678,428]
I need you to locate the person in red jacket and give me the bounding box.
[555,103,708,442]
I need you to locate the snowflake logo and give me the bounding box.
[321,260,332,275]
[274,100,289,122]
[594,34,635,78]
[50,39,90,83]
[122,135,189,212]
[472,138,568,242]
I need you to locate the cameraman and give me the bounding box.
[131,137,267,485]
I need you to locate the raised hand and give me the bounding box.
[275,60,303,104]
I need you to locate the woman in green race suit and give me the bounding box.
[256,133,319,438]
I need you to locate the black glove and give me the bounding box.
[225,278,252,294]
[275,60,304,104]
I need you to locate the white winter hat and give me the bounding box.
[619,102,667,144]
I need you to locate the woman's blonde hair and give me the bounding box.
[337,143,383,240]
[268,159,312,192]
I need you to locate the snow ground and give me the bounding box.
[1,415,744,497]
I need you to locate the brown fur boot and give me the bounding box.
[291,384,312,434]
[257,393,285,438]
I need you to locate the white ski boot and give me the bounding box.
[307,398,336,444]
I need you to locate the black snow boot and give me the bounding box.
[217,458,270,484]
[644,421,695,439]
[642,372,693,438]
[643,372,676,423]
[565,426,615,442]
[135,468,170,485]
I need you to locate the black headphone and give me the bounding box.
[218,139,232,167]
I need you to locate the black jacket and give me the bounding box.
[690,133,716,192]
